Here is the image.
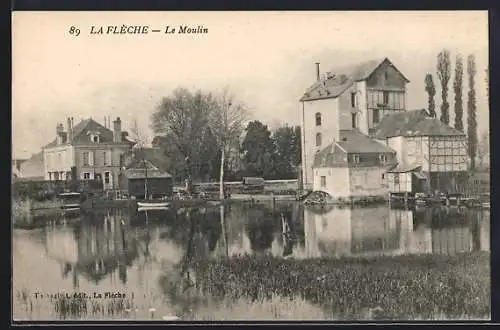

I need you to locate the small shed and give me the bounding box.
[387,164,427,194]
[119,162,173,199]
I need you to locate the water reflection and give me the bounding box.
[300,206,490,259]
[12,202,490,320]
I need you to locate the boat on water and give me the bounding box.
[137,201,171,208]
[138,206,169,212]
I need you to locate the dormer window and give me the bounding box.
[379,154,387,164]
[87,131,101,143]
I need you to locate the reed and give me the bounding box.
[188,252,490,320]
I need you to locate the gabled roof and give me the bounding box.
[313,130,395,168]
[124,157,172,179]
[43,118,134,149]
[313,143,345,168]
[337,130,396,154]
[373,109,466,139]
[300,57,410,102]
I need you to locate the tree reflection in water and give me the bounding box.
[158,207,220,319]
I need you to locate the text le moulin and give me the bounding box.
[90,25,209,35]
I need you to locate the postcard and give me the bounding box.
[11,10,490,322]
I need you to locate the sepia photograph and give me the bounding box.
[12,11,490,322]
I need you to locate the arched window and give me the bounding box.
[315,112,322,126]
[316,132,322,147]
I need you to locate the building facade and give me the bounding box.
[312,129,397,199]
[42,117,134,189]
[373,109,468,193]
[300,58,409,190]
[17,152,45,180]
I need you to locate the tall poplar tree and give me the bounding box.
[424,73,436,117]
[467,54,478,170]
[453,54,464,131]
[437,49,451,125]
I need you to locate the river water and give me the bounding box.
[12,201,490,321]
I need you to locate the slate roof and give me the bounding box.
[300,58,410,102]
[388,163,422,173]
[312,143,344,168]
[313,130,396,168]
[43,118,134,148]
[337,130,396,154]
[373,109,466,139]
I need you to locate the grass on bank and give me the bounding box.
[14,252,490,321]
[188,252,490,320]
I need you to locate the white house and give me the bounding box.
[312,129,397,199]
[299,57,409,190]
[42,117,134,189]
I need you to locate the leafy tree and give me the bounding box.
[150,88,214,191]
[271,125,302,179]
[272,125,295,177]
[240,121,275,178]
[467,54,478,170]
[453,54,464,131]
[424,74,437,117]
[152,135,186,184]
[208,87,249,199]
[437,49,451,125]
[292,125,302,169]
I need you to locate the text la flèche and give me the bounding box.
[90,25,150,35]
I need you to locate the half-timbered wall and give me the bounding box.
[365,60,408,130]
[428,136,467,172]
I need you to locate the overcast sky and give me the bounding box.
[12,11,489,159]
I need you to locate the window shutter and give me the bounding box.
[89,151,94,166]
[80,171,85,180]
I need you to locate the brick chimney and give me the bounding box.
[315,62,320,82]
[56,123,63,145]
[113,117,122,143]
[67,117,73,142]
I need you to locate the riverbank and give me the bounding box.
[186,252,490,320]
